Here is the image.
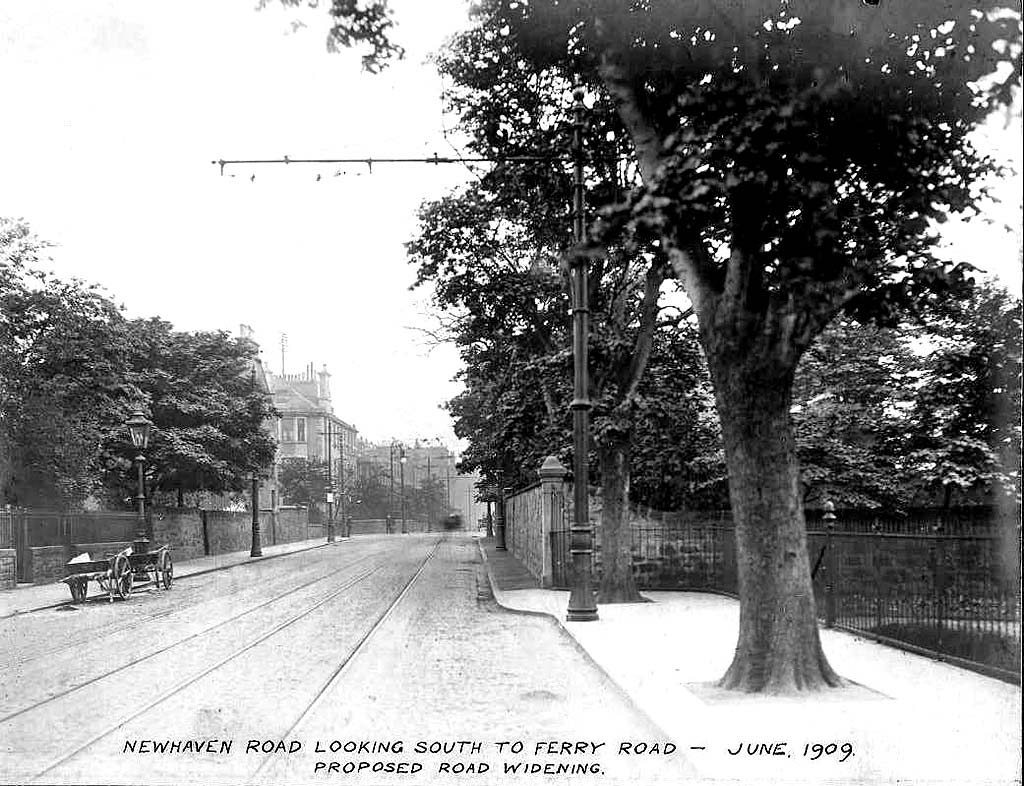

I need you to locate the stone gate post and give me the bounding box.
[538,456,569,588]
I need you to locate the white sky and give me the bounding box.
[1,1,1021,448]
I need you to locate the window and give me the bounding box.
[281,418,295,442]
[280,417,308,443]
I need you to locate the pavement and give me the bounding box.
[477,535,1023,786]
[0,535,336,619]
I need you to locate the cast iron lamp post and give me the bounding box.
[126,410,153,555]
[251,469,263,557]
[566,87,598,621]
[388,439,399,535]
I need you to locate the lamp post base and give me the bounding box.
[566,607,599,622]
[566,585,598,620]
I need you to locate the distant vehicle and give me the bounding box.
[442,514,463,531]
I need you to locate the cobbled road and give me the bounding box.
[0,534,689,785]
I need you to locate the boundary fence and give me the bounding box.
[7,510,139,583]
[0,510,13,549]
[549,514,1020,684]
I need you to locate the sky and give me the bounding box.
[1,1,1021,449]
[0,0,475,448]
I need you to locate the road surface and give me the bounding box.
[0,533,690,785]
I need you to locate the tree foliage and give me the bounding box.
[105,319,278,505]
[264,0,403,72]
[903,284,1023,505]
[1,219,131,508]
[278,458,330,507]
[1,218,277,510]
[792,319,918,509]
[791,284,1023,510]
[457,0,1021,692]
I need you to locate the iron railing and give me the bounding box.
[7,510,139,582]
[0,511,13,549]
[550,519,1020,682]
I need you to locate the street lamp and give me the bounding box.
[400,448,407,534]
[251,469,263,557]
[126,409,153,555]
[566,87,598,621]
[388,440,399,535]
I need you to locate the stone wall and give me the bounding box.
[203,510,252,555]
[349,519,389,535]
[152,508,206,562]
[505,482,545,581]
[8,505,316,584]
[0,549,15,589]
[502,457,569,587]
[28,546,66,584]
[271,508,310,544]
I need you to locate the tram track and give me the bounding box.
[1,539,338,622]
[29,555,396,781]
[28,536,445,784]
[1,549,386,725]
[247,536,445,783]
[7,544,382,669]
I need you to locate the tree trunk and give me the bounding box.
[713,360,842,692]
[597,435,644,603]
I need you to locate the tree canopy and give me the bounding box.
[1,218,277,511]
[107,319,278,505]
[445,0,1021,692]
[265,0,403,71]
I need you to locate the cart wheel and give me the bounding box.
[69,579,87,603]
[112,553,133,600]
[158,551,173,590]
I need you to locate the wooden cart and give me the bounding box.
[62,544,173,603]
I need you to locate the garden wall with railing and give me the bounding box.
[501,462,1020,683]
[1,505,321,585]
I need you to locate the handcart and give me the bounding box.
[61,543,173,603]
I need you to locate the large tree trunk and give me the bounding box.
[712,360,842,693]
[597,435,644,603]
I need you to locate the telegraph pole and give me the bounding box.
[388,442,395,535]
[399,445,407,534]
[216,99,602,616]
[426,452,433,532]
[325,418,334,543]
[339,428,346,537]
